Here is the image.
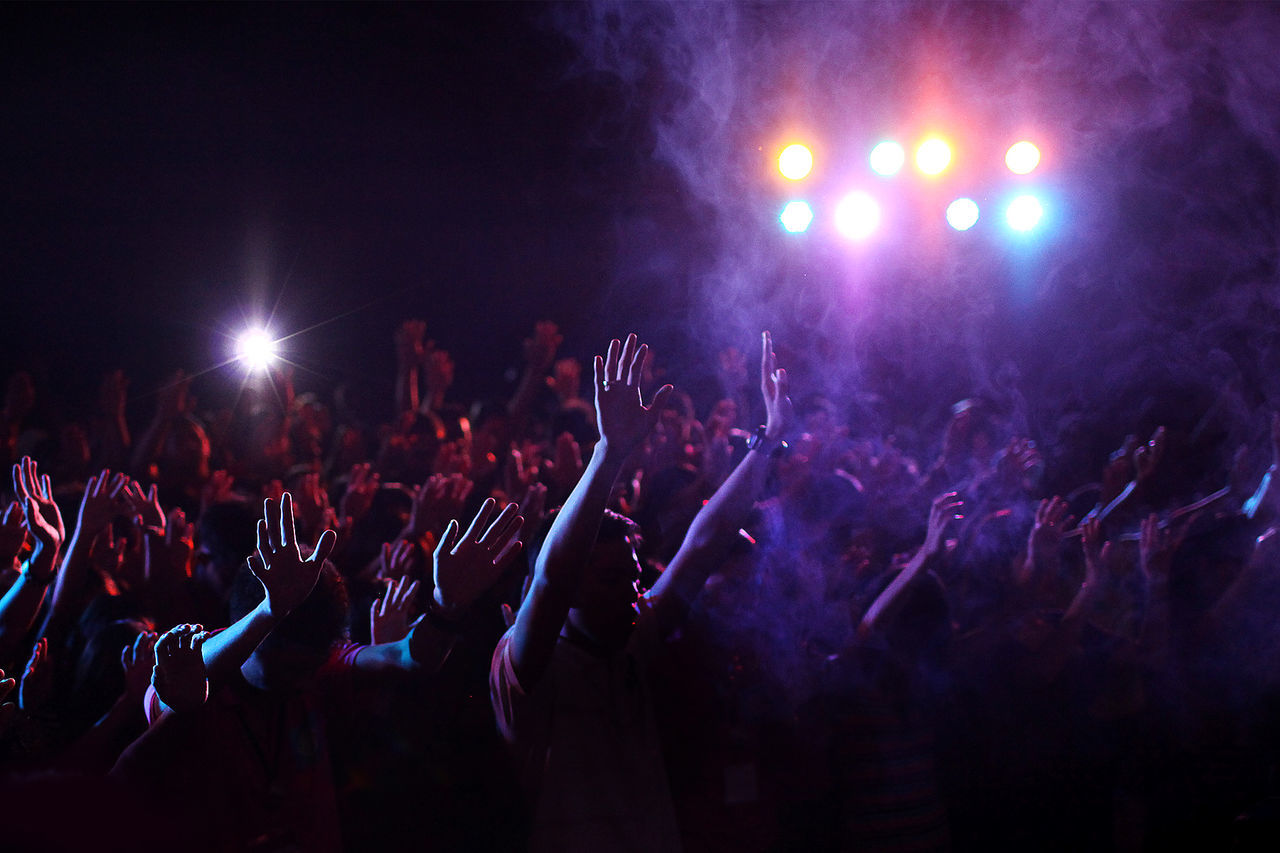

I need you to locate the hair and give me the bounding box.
[197,501,259,568]
[518,507,643,601]
[229,557,350,651]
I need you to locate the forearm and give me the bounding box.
[396,364,420,414]
[200,601,279,681]
[537,441,627,590]
[130,417,171,475]
[859,551,930,639]
[39,532,94,641]
[356,619,457,673]
[0,573,49,665]
[1243,467,1276,520]
[652,446,771,608]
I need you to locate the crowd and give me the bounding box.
[2,318,1280,852]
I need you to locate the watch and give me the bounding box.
[746,425,789,458]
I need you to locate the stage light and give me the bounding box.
[778,144,814,180]
[869,141,905,177]
[779,201,814,233]
[834,192,880,240]
[1006,195,1044,231]
[946,198,980,231]
[1005,141,1041,175]
[235,328,279,372]
[915,138,952,175]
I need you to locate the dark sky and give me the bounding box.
[2,2,698,416]
[6,1,1280,489]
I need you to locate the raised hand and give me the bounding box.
[0,669,16,738]
[250,493,338,619]
[433,498,523,615]
[293,472,335,540]
[121,630,159,704]
[1139,512,1193,582]
[0,501,26,567]
[1133,426,1166,483]
[122,479,166,535]
[152,624,210,713]
[19,638,52,712]
[12,456,65,548]
[546,432,584,493]
[378,539,415,582]
[923,491,964,557]
[523,320,563,373]
[19,490,62,582]
[338,463,380,524]
[371,575,420,644]
[760,331,795,441]
[200,469,236,514]
[394,319,428,367]
[593,334,672,453]
[76,469,130,537]
[405,473,473,542]
[1029,496,1074,561]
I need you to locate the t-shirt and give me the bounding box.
[490,603,682,853]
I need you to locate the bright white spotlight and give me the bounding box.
[1005,141,1041,175]
[1006,195,1044,231]
[915,138,952,175]
[778,144,814,180]
[946,198,980,231]
[235,328,279,372]
[779,201,814,233]
[869,141,905,177]
[834,191,880,240]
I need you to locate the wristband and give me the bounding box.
[746,425,789,458]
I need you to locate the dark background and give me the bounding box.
[5,2,1280,488]
[2,3,698,417]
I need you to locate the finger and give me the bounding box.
[484,507,524,551]
[255,519,270,565]
[249,552,267,589]
[762,331,775,386]
[263,499,281,550]
[494,538,524,571]
[279,493,296,550]
[646,383,675,414]
[463,498,498,544]
[593,354,606,394]
[626,343,647,387]
[402,579,420,608]
[435,519,460,559]
[604,338,621,384]
[774,367,789,401]
[310,528,338,566]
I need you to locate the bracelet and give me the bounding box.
[746,425,789,459]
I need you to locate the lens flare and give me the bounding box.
[235,328,279,372]
[915,138,952,175]
[1005,141,1041,174]
[778,144,814,180]
[869,141,905,176]
[834,192,880,240]
[946,198,980,231]
[779,201,814,233]
[1006,195,1044,231]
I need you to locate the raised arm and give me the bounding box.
[354,497,523,672]
[0,491,61,667]
[507,333,670,691]
[199,493,336,681]
[647,331,795,629]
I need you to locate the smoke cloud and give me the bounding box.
[551,1,1280,480]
